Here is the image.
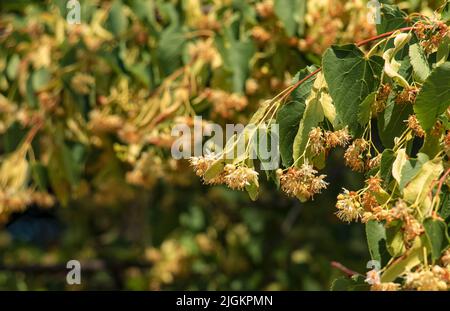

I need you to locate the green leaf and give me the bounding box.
[274,0,304,37]
[358,92,375,126]
[106,0,128,37]
[330,277,353,291]
[215,21,255,94]
[3,122,27,153]
[382,33,413,88]
[377,93,413,148]
[311,151,326,170]
[414,62,450,131]
[48,153,71,207]
[203,159,225,182]
[380,149,395,186]
[392,150,429,191]
[245,181,259,201]
[292,73,325,163]
[437,36,450,67]
[276,67,316,167]
[31,162,49,191]
[323,44,384,134]
[409,43,431,83]
[420,134,441,158]
[403,158,443,208]
[157,29,185,76]
[331,275,369,291]
[6,54,20,80]
[376,4,408,34]
[392,148,408,186]
[47,136,85,206]
[423,218,450,261]
[127,63,151,88]
[366,220,390,266]
[157,4,185,77]
[381,238,423,283]
[439,191,450,220]
[441,1,450,21]
[386,221,405,257]
[277,101,305,167]
[398,153,429,191]
[227,40,255,94]
[31,68,51,92]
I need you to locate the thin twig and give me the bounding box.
[331,261,361,277]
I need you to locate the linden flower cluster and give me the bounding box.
[373,84,391,115]
[395,86,419,105]
[251,26,272,43]
[308,126,351,155]
[407,115,425,138]
[189,156,258,191]
[223,164,259,190]
[146,239,190,290]
[202,89,248,120]
[388,201,424,243]
[187,39,221,68]
[0,190,55,224]
[442,250,450,267]
[405,265,450,291]
[277,164,328,201]
[415,21,449,54]
[370,282,401,291]
[361,199,425,245]
[444,131,450,154]
[299,0,376,54]
[365,269,401,291]
[190,154,216,178]
[344,138,370,172]
[335,189,363,223]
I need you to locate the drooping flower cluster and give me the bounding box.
[395,86,419,105]
[365,268,401,291]
[0,190,55,223]
[187,39,222,67]
[189,156,258,191]
[278,164,328,201]
[415,21,449,53]
[255,0,274,19]
[444,132,450,156]
[223,164,259,190]
[189,154,216,178]
[324,127,352,148]
[308,127,325,155]
[335,189,363,222]
[308,126,351,155]
[361,192,378,211]
[344,138,370,172]
[373,84,392,114]
[441,250,450,267]
[251,26,272,43]
[203,89,248,119]
[361,199,425,246]
[299,0,376,54]
[405,265,450,291]
[407,115,425,138]
[370,282,401,291]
